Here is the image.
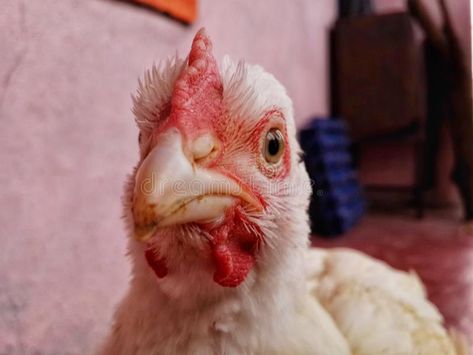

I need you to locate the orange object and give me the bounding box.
[135,0,197,24]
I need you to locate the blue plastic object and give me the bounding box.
[299,117,365,237]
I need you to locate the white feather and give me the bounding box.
[307,248,461,355]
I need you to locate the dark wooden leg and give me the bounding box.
[414,186,425,219]
[414,135,426,219]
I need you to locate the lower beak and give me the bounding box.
[132,129,262,241]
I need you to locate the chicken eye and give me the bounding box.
[263,129,285,164]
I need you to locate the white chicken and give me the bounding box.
[99,29,467,355]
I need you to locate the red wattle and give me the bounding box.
[145,247,168,278]
[212,238,256,288]
[208,206,260,288]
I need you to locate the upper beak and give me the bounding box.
[132,129,263,241]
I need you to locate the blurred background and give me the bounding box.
[0,0,472,353]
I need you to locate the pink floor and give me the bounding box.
[313,208,473,350]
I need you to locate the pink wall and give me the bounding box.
[0,1,335,353]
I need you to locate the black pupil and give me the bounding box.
[268,133,280,156]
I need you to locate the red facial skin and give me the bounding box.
[250,109,291,180]
[145,247,168,279]
[142,29,291,287]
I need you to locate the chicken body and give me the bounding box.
[101,247,462,354]
[99,29,466,355]
[307,248,464,355]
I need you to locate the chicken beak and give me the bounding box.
[132,129,263,242]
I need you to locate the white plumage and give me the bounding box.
[307,248,465,354]
[99,29,467,355]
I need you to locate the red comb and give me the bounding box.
[169,28,223,135]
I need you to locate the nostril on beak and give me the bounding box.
[191,133,218,162]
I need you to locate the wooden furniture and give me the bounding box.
[408,0,473,221]
[331,13,427,217]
